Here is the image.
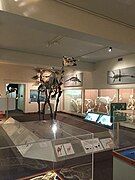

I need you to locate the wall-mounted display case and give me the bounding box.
[84,89,98,113]
[62,88,134,117]
[97,89,118,114]
[119,89,135,110]
[84,89,118,114]
[63,89,82,114]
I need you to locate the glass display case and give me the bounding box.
[113,110,135,148]
[62,88,135,116]
[97,89,118,114]
[63,89,82,114]
[84,89,98,113]
[119,89,135,110]
[0,117,94,180]
[0,97,16,116]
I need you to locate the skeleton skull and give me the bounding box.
[41,71,52,83]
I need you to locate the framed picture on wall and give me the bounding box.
[30,90,45,102]
[107,66,135,85]
[64,72,83,87]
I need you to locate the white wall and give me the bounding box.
[0,62,94,113]
[0,54,135,114]
[0,63,34,98]
[92,54,135,89]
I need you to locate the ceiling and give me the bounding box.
[0,0,135,66]
[60,0,135,27]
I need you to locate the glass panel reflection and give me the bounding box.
[63,89,82,114]
[97,89,118,114]
[119,89,135,110]
[0,118,94,179]
[84,89,98,113]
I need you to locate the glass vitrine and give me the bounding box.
[0,117,94,180]
[97,89,118,114]
[84,89,98,113]
[112,110,135,180]
[113,110,135,149]
[119,88,135,110]
[0,96,16,118]
[63,89,82,114]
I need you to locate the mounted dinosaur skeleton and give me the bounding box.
[32,56,77,121]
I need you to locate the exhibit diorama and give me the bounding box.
[0,0,135,180]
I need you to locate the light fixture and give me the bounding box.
[108,47,112,52]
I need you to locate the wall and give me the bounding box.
[0,63,63,113]
[0,53,135,114]
[0,63,36,113]
[0,63,35,98]
[92,53,135,89]
[63,54,135,90]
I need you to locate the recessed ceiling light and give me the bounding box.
[108,47,112,52]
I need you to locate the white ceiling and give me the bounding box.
[0,0,135,65]
[61,0,135,27]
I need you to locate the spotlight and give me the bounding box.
[108,47,112,52]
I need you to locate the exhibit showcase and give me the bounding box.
[0,117,94,180]
[63,88,135,116]
[63,89,82,114]
[113,110,135,148]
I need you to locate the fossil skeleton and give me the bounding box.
[32,56,77,121]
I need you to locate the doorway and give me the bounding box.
[6,83,25,115]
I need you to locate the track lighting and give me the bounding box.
[108,47,112,52]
